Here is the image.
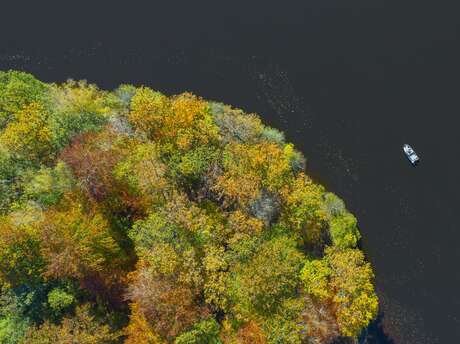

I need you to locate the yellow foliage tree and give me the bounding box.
[0,102,53,161]
[124,303,164,344]
[203,244,229,310]
[281,173,327,244]
[299,259,333,301]
[301,248,378,338]
[128,87,170,139]
[215,142,292,207]
[129,89,219,151]
[227,210,264,237]
[170,92,220,150]
[326,247,378,338]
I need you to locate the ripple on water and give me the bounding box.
[377,289,439,344]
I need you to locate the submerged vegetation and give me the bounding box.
[0,70,378,343]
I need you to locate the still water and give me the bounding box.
[1,2,459,343]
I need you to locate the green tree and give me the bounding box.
[0,70,49,129]
[228,236,304,319]
[169,145,220,186]
[261,298,305,344]
[0,290,31,344]
[0,315,29,344]
[113,84,137,108]
[329,212,361,249]
[323,192,345,217]
[114,141,170,204]
[0,217,45,288]
[48,80,110,149]
[47,288,75,315]
[127,198,203,289]
[175,318,220,344]
[260,126,285,146]
[0,148,20,214]
[22,161,74,208]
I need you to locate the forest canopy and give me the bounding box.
[0,70,378,343]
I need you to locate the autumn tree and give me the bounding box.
[39,200,120,281]
[114,141,170,206]
[281,173,327,246]
[0,215,45,288]
[298,295,339,344]
[48,79,112,149]
[21,304,120,344]
[21,161,74,208]
[124,302,163,344]
[128,87,169,139]
[227,235,304,320]
[126,196,214,340]
[202,244,229,312]
[215,142,292,207]
[300,247,378,338]
[129,89,219,151]
[60,130,125,202]
[0,70,49,129]
[0,102,53,163]
[126,268,208,340]
[209,102,263,144]
[235,320,267,344]
[326,247,378,337]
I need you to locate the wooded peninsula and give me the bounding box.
[0,71,378,343]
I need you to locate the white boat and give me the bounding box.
[403,144,420,165]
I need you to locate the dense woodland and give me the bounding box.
[0,71,378,343]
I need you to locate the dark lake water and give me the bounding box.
[1,2,459,343]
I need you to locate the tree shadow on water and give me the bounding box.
[332,312,395,344]
[360,311,395,344]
